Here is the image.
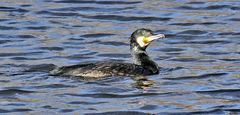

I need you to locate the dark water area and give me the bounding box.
[0,0,239,114]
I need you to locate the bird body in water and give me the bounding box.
[52,29,165,78]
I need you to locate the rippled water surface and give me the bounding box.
[0,0,240,114]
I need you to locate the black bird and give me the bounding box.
[51,29,165,78]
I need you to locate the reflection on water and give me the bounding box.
[0,0,240,114]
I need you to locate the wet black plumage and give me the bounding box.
[51,29,165,78]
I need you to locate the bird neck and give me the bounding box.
[130,43,159,74]
[131,45,148,65]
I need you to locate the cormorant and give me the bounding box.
[51,28,165,78]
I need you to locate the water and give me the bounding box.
[0,0,239,114]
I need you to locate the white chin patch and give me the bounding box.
[136,36,147,47]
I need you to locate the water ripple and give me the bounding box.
[177,5,240,10]
[50,6,134,12]
[53,0,142,5]
[85,111,147,115]
[80,14,172,21]
[0,26,18,30]
[170,22,224,26]
[59,92,174,98]
[0,6,28,12]
[0,89,35,96]
[0,108,32,113]
[177,30,208,35]
[81,33,115,38]
[164,73,228,80]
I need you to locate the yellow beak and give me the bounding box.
[143,34,165,44]
[148,34,165,41]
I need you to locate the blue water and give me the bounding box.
[0,0,239,114]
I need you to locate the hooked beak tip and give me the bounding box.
[148,34,165,41]
[157,34,165,39]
